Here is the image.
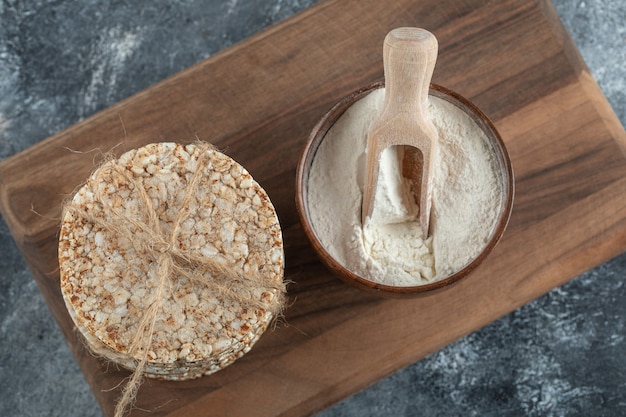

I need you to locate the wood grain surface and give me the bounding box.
[1,0,626,416]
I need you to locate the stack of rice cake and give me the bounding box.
[59,142,284,380]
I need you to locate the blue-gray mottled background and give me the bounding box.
[1,1,625,416]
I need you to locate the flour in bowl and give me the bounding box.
[307,88,504,286]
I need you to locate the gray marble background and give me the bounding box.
[1,1,625,416]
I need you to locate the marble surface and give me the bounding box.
[0,1,624,416]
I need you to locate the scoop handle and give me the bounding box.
[381,28,438,126]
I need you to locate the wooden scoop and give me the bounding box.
[362,27,439,237]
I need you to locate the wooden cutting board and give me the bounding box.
[1,0,626,415]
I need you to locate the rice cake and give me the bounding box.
[59,142,285,380]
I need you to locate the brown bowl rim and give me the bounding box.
[295,81,515,298]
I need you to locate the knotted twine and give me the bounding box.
[62,142,286,417]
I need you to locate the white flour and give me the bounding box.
[307,88,504,286]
